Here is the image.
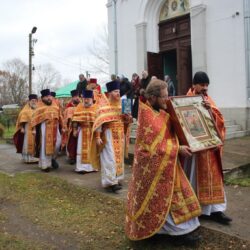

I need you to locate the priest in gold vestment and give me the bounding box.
[70,90,98,173]
[93,81,131,193]
[13,94,38,163]
[62,89,80,163]
[31,89,62,172]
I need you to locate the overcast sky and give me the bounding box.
[0,0,108,85]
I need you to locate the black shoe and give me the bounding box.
[75,170,87,174]
[172,232,202,247]
[105,184,122,193]
[51,159,59,169]
[42,168,50,173]
[69,159,76,165]
[112,184,122,191]
[107,184,122,193]
[209,211,232,225]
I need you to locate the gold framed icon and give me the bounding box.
[167,95,223,152]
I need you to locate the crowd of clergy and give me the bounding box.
[13,71,232,247]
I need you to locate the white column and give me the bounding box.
[107,0,115,75]
[190,4,207,74]
[135,22,147,73]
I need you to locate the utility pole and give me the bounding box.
[86,71,90,79]
[29,26,37,95]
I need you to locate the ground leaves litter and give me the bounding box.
[0,173,249,250]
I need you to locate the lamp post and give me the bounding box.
[29,26,37,95]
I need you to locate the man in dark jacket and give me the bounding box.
[139,70,151,102]
[76,74,88,97]
[140,70,151,90]
[117,74,133,99]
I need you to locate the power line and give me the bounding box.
[39,52,81,67]
[37,52,83,70]
[36,52,88,72]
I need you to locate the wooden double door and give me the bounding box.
[147,14,192,95]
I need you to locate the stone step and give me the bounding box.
[225,124,242,134]
[225,130,250,140]
[224,120,236,126]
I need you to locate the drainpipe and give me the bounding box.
[113,0,118,75]
[244,0,250,102]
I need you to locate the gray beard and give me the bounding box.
[30,105,36,110]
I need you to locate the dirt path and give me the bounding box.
[0,199,81,250]
[200,185,250,241]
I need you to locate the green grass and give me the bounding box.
[0,173,249,250]
[3,126,15,139]
[225,177,250,187]
[224,164,250,187]
[0,173,133,250]
[0,173,179,249]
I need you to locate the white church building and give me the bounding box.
[107,0,250,137]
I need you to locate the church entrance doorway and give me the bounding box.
[163,49,177,93]
[147,14,192,95]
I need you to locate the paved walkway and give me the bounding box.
[0,136,250,242]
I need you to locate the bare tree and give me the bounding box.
[0,70,9,106]
[0,58,29,105]
[34,63,61,92]
[87,24,110,77]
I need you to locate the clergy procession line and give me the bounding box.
[13,71,232,247]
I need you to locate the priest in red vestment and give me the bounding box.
[125,79,202,246]
[185,71,232,225]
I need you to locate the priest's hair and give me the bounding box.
[145,79,168,99]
